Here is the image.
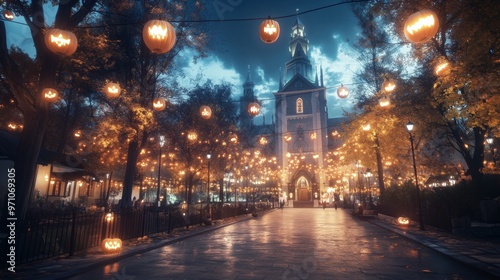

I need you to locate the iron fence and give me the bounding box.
[4,203,270,267]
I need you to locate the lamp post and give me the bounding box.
[157,136,165,208]
[486,136,496,166]
[406,121,425,231]
[206,153,211,220]
[361,124,385,196]
[364,168,373,209]
[355,161,362,212]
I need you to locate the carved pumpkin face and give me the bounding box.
[247,102,260,116]
[259,19,280,44]
[153,97,166,111]
[105,82,121,98]
[45,29,78,56]
[42,88,58,102]
[398,217,410,225]
[101,238,122,253]
[3,10,15,21]
[404,10,439,43]
[143,20,176,54]
[337,85,349,98]
[200,105,212,119]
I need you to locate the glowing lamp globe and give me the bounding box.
[259,18,280,44]
[143,20,176,54]
[248,102,260,116]
[3,10,15,21]
[152,97,167,111]
[200,105,212,119]
[337,85,349,98]
[404,10,439,43]
[44,29,78,56]
[105,82,121,98]
[42,88,58,103]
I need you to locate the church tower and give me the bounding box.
[274,16,328,207]
[239,66,255,130]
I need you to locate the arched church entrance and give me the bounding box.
[289,169,317,207]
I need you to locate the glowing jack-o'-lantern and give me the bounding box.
[143,20,176,54]
[187,131,198,142]
[3,10,15,21]
[200,105,212,119]
[229,134,238,144]
[383,80,396,92]
[45,29,78,56]
[379,97,390,107]
[152,97,167,111]
[398,217,410,225]
[404,10,439,43]
[105,82,121,98]
[42,88,58,102]
[283,133,292,142]
[101,238,122,253]
[259,18,280,44]
[337,84,349,98]
[259,136,268,145]
[248,102,260,116]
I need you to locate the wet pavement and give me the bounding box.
[4,208,500,280]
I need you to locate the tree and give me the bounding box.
[0,0,99,221]
[160,81,239,205]
[369,0,500,189]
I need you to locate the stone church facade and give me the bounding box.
[239,17,344,207]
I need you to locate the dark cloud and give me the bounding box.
[205,0,358,90]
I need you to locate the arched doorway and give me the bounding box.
[289,169,317,203]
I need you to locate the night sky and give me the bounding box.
[4,1,360,122]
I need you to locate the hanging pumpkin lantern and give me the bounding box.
[42,88,58,102]
[434,61,451,76]
[379,97,390,107]
[382,80,396,92]
[283,132,292,142]
[259,136,268,145]
[152,97,166,111]
[105,82,121,98]
[310,132,317,140]
[248,102,260,116]
[337,84,349,98]
[101,238,122,253]
[404,9,439,43]
[44,28,78,56]
[229,134,238,144]
[187,131,198,142]
[200,105,212,119]
[259,17,280,44]
[143,20,176,54]
[3,10,15,21]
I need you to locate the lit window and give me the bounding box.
[296,98,303,114]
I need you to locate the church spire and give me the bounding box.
[315,67,319,86]
[284,12,313,84]
[320,63,324,87]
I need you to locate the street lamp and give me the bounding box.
[157,135,165,208]
[364,168,373,209]
[406,121,425,231]
[206,153,211,220]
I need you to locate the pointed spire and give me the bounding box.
[320,63,324,87]
[315,67,319,86]
[246,65,251,82]
[279,67,283,90]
